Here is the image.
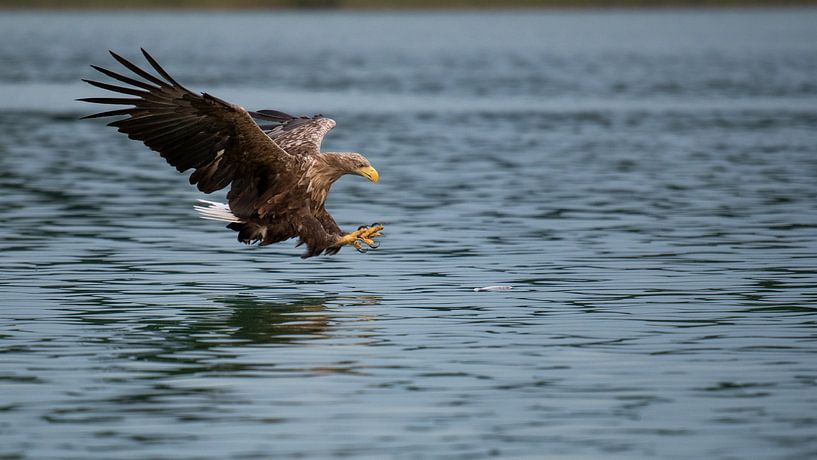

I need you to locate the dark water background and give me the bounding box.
[1,9,817,459]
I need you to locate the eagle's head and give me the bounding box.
[320,152,378,183]
[344,152,379,183]
[315,152,379,189]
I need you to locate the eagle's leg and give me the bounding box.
[335,224,384,253]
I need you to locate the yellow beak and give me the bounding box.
[356,166,379,183]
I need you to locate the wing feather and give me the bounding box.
[108,49,169,88]
[80,49,293,212]
[139,48,190,90]
[82,79,148,97]
[89,64,161,91]
[250,111,336,156]
[81,108,133,119]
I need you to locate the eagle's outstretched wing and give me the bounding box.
[250,110,336,156]
[80,49,293,218]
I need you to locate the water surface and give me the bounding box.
[1,9,817,459]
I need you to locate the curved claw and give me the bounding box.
[351,240,367,253]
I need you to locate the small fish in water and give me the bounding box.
[473,285,513,292]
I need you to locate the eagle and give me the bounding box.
[80,49,383,258]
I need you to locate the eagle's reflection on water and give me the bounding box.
[162,294,376,344]
[64,294,381,375]
[201,295,335,345]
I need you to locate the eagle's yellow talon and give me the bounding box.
[335,223,384,253]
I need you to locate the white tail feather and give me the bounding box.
[193,200,242,223]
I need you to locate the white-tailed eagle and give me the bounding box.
[80,49,382,258]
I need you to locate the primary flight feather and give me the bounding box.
[80,49,383,258]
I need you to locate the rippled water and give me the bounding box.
[2,9,817,459]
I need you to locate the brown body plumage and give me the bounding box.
[80,49,382,258]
